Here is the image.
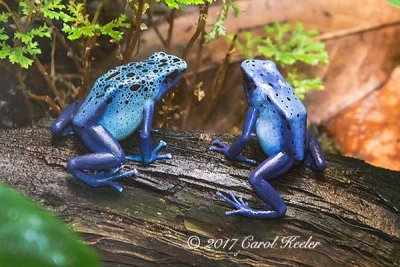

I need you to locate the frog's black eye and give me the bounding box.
[243,73,255,93]
[165,70,180,83]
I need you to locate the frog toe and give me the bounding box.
[156,153,172,160]
[154,140,167,153]
[235,154,257,165]
[74,168,137,192]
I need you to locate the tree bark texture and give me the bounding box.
[0,119,399,266]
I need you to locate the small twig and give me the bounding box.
[1,1,65,108]
[33,57,65,108]
[314,20,400,41]
[50,31,56,91]
[55,74,80,97]
[182,5,208,60]
[123,0,145,63]
[0,1,21,31]
[180,6,208,128]
[166,9,176,52]
[79,1,103,98]
[27,92,61,115]
[147,8,167,47]
[48,21,81,70]
[203,34,237,122]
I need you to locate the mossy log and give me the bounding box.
[0,119,399,266]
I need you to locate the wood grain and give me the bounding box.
[0,119,399,266]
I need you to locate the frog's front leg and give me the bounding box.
[304,131,326,171]
[218,152,293,219]
[68,125,137,192]
[126,101,172,164]
[210,107,257,164]
[50,100,83,137]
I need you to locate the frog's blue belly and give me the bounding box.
[256,117,284,156]
[98,106,143,141]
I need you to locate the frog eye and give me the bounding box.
[165,70,180,83]
[243,73,255,92]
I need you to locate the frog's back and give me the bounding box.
[242,60,307,161]
[74,60,161,140]
[256,88,307,161]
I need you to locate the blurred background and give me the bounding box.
[1,0,400,171]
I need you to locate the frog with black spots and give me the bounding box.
[50,52,187,192]
[210,59,326,219]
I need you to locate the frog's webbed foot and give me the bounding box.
[210,139,256,165]
[126,140,172,164]
[217,191,278,219]
[74,167,138,192]
[217,191,255,216]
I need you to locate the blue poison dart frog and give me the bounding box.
[210,59,326,219]
[50,52,187,192]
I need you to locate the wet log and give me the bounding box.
[0,119,399,266]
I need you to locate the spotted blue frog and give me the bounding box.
[210,59,326,219]
[50,52,187,192]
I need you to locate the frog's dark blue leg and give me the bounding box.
[210,107,257,164]
[67,125,137,192]
[217,152,293,219]
[126,101,172,164]
[304,131,326,171]
[50,100,82,136]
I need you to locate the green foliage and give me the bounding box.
[156,0,216,10]
[44,1,130,41]
[231,22,329,99]
[0,185,101,267]
[0,9,51,69]
[0,0,130,69]
[15,25,51,44]
[205,0,240,43]
[386,0,400,8]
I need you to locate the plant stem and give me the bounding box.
[27,92,61,115]
[50,31,56,91]
[1,0,65,108]
[147,8,167,47]
[166,9,176,52]
[0,1,21,30]
[203,34,237,122]
[180,6,208,128]
[123,0,145,63]
[182,5,208,60]
[47,21,81,70]
[79,1,103,98]
[33,57,65,108]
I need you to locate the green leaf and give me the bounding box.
[0,185,101,267]
[0,12,9,23]
[287,70,324,99]
[234,21,329,97]
[205,0,240,43]
[19,1,35,17]
[15,24,51,44]
[100,15,130,41]
[0,28,9,41]
[155,0,216,9]
[60,2,129,41]
[386,0,400,8]
[42,0,66,19]
[8,48,34,69]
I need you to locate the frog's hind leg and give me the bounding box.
[217,152,293,219]
[304,131,326,171]
[50,100,83,136]
[67,125,137,192]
